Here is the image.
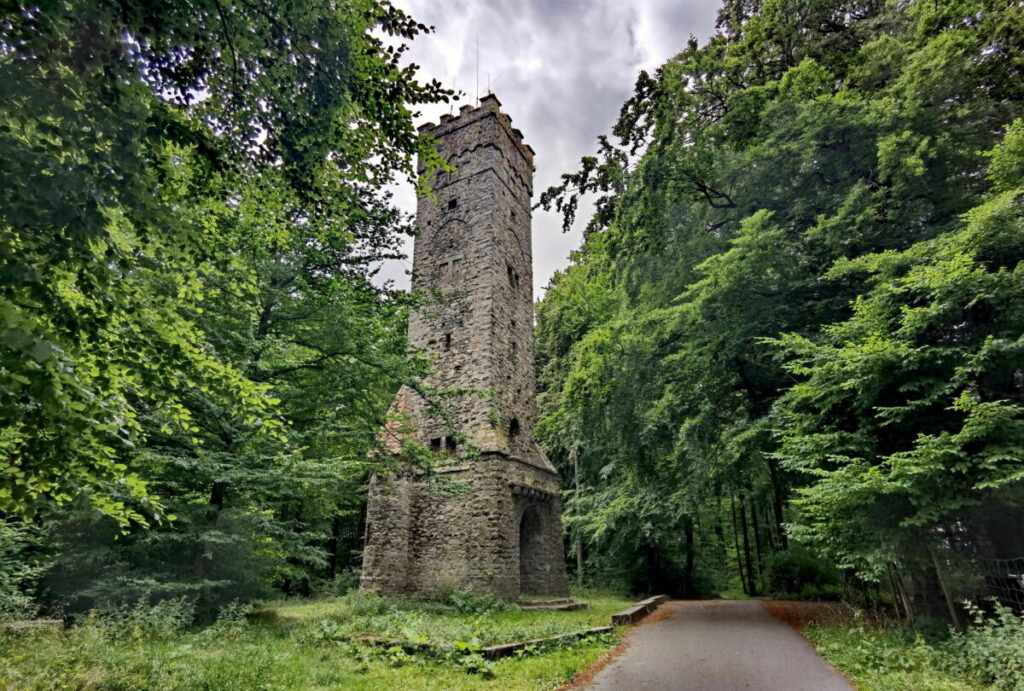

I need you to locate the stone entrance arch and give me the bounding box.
[519,504,546,595]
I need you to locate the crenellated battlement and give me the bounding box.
[418,93,535,171]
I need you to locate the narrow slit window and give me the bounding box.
[447,199,457,210]
[444,333,452,349]
[508,418,521,438]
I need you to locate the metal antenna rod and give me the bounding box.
[475,33,479,105]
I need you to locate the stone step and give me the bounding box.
[519,599,588,611]
[518,597,572,605]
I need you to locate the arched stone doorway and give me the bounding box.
[519,504,545,595]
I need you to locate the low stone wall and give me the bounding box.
[481,626,612,660]
[610,595,669,626]
[0,619,63,633]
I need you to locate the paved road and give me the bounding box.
[582,600,852,690]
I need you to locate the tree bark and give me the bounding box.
[731,494,750,595]
[739,494,758,596]
[932,550,963,631]
[766,457,788,550]
[750,494,765,576]
[327,514,342,580]
[683,516,696,598]
[892,564,915,622]
[573,448,583,584]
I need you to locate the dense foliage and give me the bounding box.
[1,0,449,616]
[536,0,1024,612]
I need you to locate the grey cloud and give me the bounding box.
[378,0,720,295]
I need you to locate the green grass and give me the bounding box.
[263,591,628,647]
[0,592,633,690]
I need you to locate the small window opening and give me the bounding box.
[445,437,457,455]
[511,340,517,353]
[444,333,452,349]
[447,199,457,210]
[510,319,517,330]
[506,266,520,288]
[510,209,516,220]
[430,437,442,452]
[508,418,521,438]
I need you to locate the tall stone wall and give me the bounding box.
[360,94,569,600]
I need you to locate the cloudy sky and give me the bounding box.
[383,0,721,296]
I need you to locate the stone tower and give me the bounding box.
[360,94,570,599]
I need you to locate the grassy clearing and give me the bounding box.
[0,592,633,690]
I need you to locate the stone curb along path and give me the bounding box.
[480,595,668,660]
[610,594,669,625]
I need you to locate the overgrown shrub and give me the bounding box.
[809,603,1024,690]
[764,546,840,598]
[445,590,508,615]
[0,519,49,621]
[941,602,1024,690]
[94,596,196,640]
[320,569,361,597]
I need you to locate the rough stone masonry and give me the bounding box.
[359,94,570,600]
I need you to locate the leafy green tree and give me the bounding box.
[772,120,1024,582]
[0,0,448,523]
[535,0,1023,604]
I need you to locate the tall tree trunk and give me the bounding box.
[739,494,758,596]
[195,481,227,579]
[327,514,342,581]
[573,448,583,584]
[932,550,963,631]
[760,503,775,550]
[887,564,904,620]
[892,565,914,622]
[749,493,765,579]
[683,516,696,598]
[766,457,788,550]
[730,494,750,595]
[209,481,227,511]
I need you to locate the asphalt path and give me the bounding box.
[581,600,853,690]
